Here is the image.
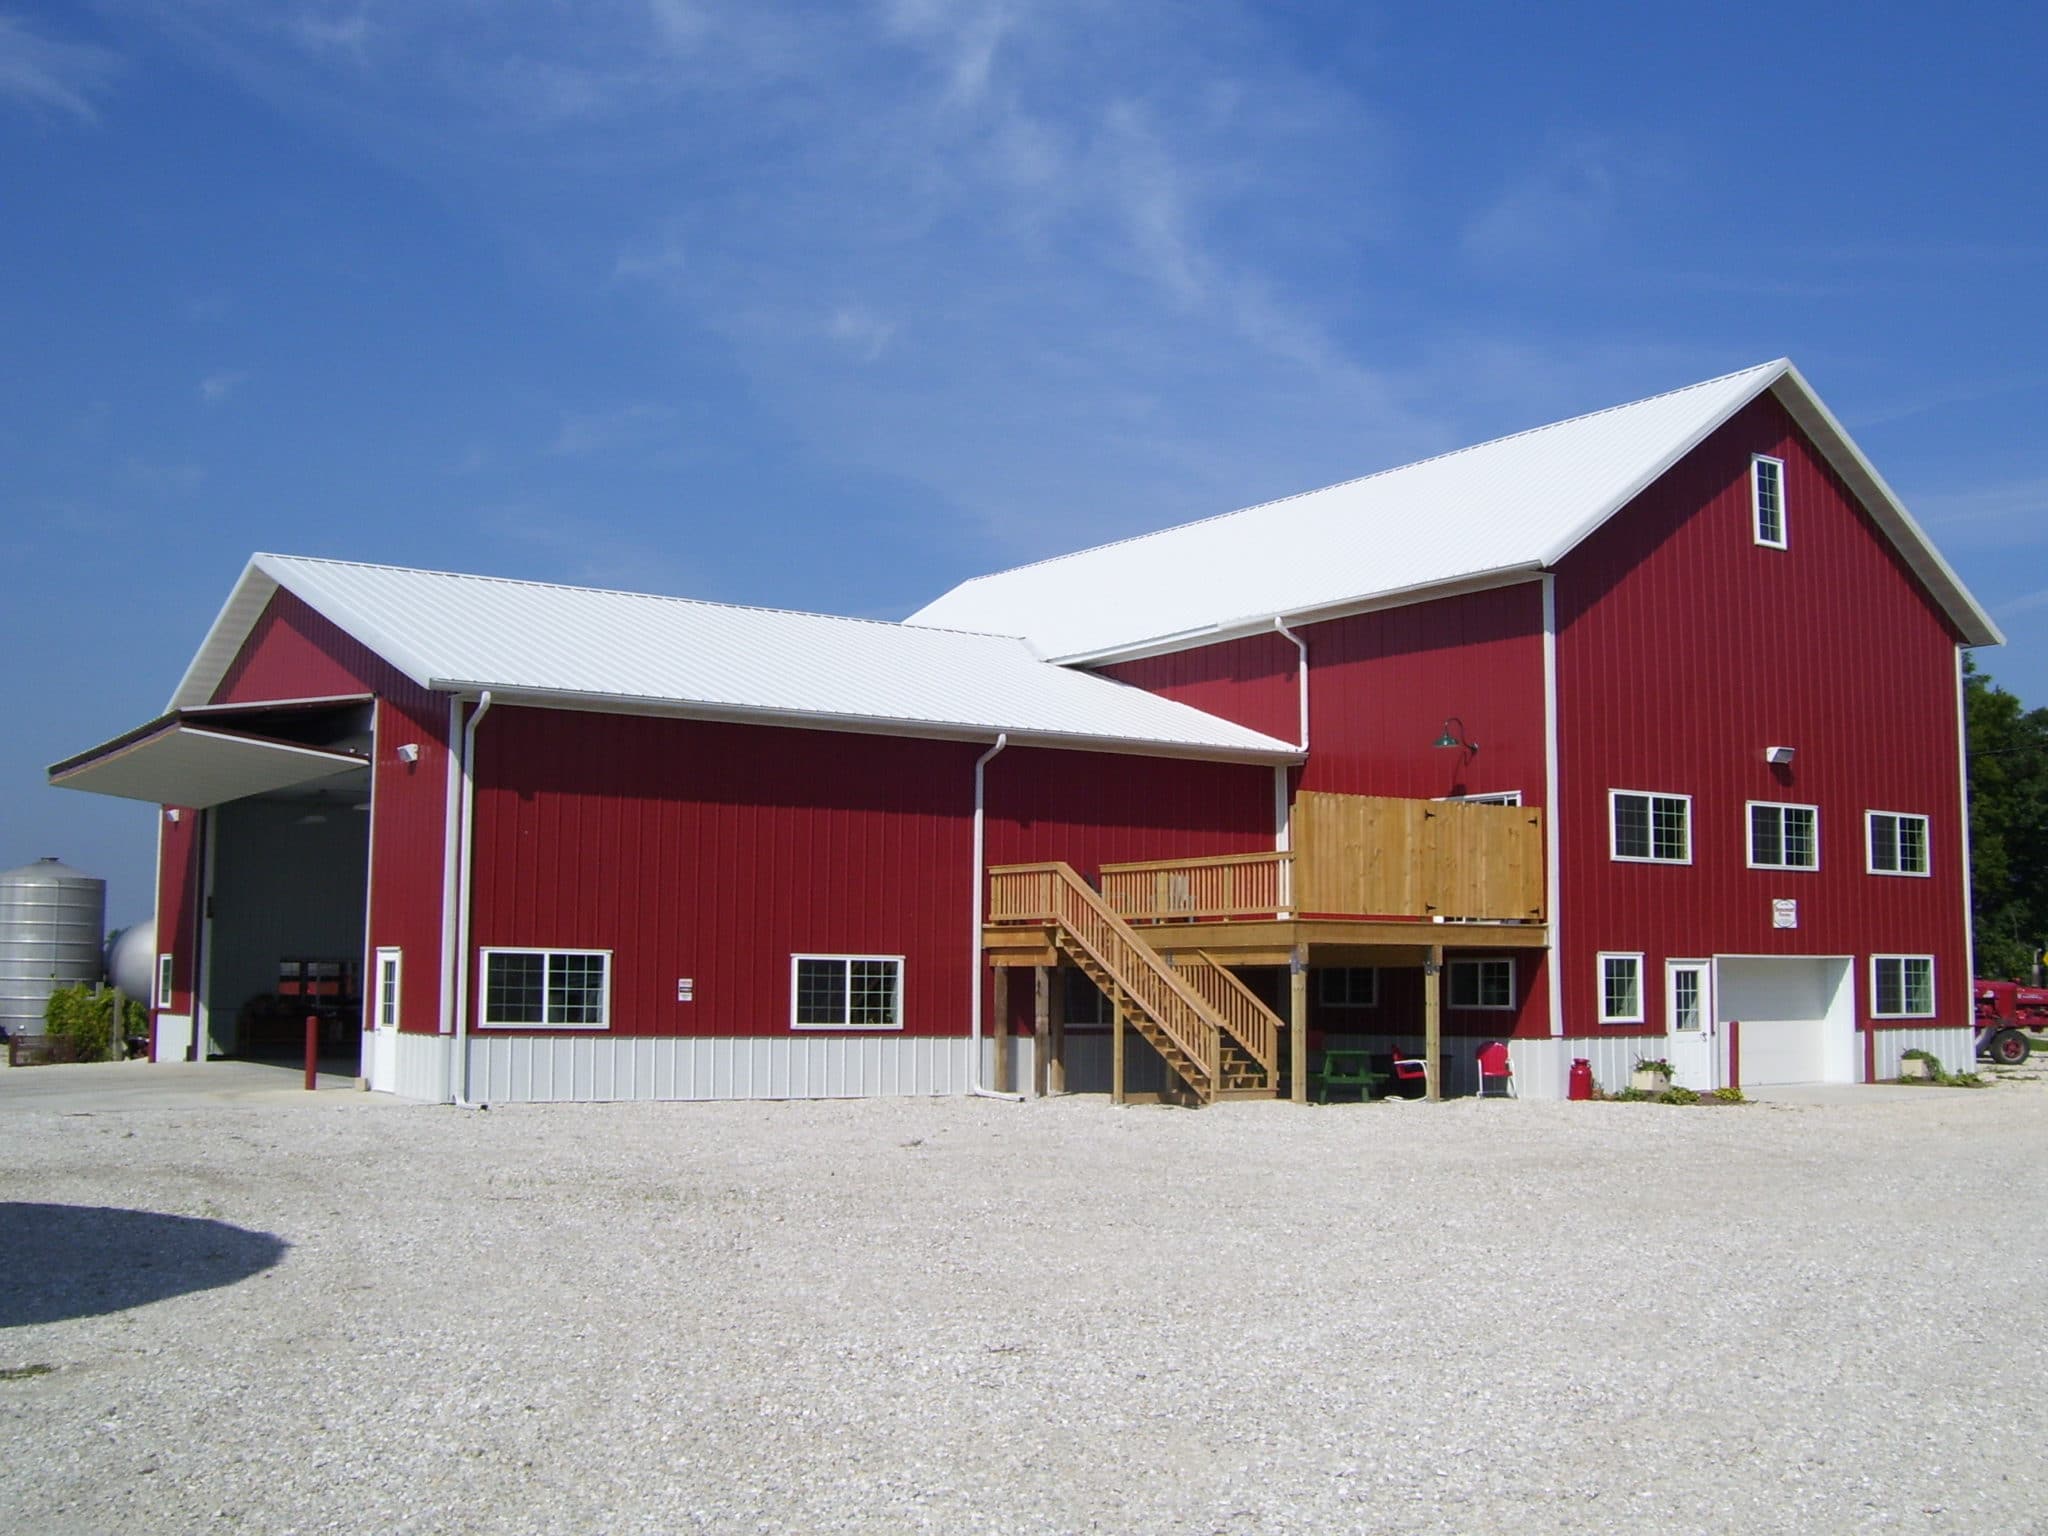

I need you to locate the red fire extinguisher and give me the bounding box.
[1567,1058,1594,1101]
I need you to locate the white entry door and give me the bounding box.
[1666,960,1714,1090]
[368,947,401,1092]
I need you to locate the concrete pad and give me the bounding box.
[0,1059,372,1113]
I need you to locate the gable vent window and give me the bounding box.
[1753,455,1787,548]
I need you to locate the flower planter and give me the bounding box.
[1898,1056,1935,1081]
[1630,1069,1672,1093]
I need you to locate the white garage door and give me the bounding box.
[1715,957,1854,1086]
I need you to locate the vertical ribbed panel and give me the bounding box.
[1554,396,1970,1039]
[393,1031,452,1102]
[460,1034,978,1102]
[1869,1026,1973,1079]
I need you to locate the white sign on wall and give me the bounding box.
[1772,899,1798,929]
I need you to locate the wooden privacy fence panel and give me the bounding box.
[1098,851,1291,921]
[1292,792,1544,921]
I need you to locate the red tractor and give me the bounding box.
[1975,979,2048,1066]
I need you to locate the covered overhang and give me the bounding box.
[49,714,370,809]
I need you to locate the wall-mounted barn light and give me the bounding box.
[1433,717,1479,755]
[1765,745,1795,765]
[395,742,422,764]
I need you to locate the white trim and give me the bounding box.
[157,953,174,1011]
[1746,800,1819,870]
[477,947,613,1030]
[439,695,462,1037]
[1608,789,1693,864]
[1439,790,1523,805]
[1542,571,1562,1038]
[181,692,376,714]
[1598,952,1646,1024]
[1865,808,1932,877]
[1752,454,1788,548]
[1870,954,1936,1019]
[1446,957,1515,1011]
[1955,650,1978,1016]
[790,953,906,1031]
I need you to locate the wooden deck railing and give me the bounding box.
[1292,793,1545,922]
[987,862,1222,1087]
[1175,951,1280,1074]
[1098,851,1292,922]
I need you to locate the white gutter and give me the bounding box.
[968,733,1022,1102]
[1272,618,1308,917]
[450,690,494,1108]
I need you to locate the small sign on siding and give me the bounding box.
[676,978,695,1002]
[1772,899,1798,929]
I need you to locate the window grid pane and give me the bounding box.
[486,952,545,1025]
[548,953,607,1025]
[848,960,899,1026]
[1602,958,1639,1021]
[795,959,848,1026]
[1651,797,1688,861]
[1752,805,1782,865]
[1614,794,1649,858]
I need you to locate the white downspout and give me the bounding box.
[969,733,1021,1101]
[1273,618,1309,916]
[450,690,494,1108]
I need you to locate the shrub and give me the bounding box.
[42,985,147,1063]
[1709,1086,1747,1104]
[1658,1085,1702,1105]
[1632,1057,1675,1076]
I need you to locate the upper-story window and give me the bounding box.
[1753,455,1787,548]
[1867,811,1931,877]
[1611,790,1691,864]
[1749,802,1818,870]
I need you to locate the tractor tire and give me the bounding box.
[1989,1029,2032,1066]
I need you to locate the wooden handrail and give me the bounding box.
[1098,851,1292,922]
[1178,951,1281,1074]
[987,863,1222,1086]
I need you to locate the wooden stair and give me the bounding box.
[990,862,1286,1104]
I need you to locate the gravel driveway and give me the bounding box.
[2,1064,2044,1535]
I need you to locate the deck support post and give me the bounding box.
[1424,944,1443,1103]
[1289,946,1308,1105]
[992,966,1010,1095]
[1112,998,1126,1105]
[1032,966,1049,1099]
[1048,964,1067,1095]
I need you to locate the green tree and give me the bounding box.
[1966,656,2048,979]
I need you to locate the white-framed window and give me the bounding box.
[1447,958,1515,1010]
[1752,454,1787,548]
[1610,790,1692,864]
[1748,801,1819,870]
[479,948,611,1029]
[1599,952,1645,1024]
[1871,955,1935,1019]
[1063,967,1114,1026]
[374,947,402,1029]
[1867,811,1931,877]
[1318,967,1379,1008]
[157,953,174,1010]
[792,954,904,1030]
[1440,790,1523,806]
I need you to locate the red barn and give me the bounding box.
[53,360,2000,1100]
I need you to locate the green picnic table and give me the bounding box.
[1310,1047,1387,1103]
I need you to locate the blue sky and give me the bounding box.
[5,1,2045,926]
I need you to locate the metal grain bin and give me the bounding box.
[0,857,107,1040]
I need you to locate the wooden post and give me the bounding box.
[992,966,1010,1094]
[1032,966,1050,1099]
[1424,944,1443,1103]
[1048,965,1067,1095]
[1289,947,1308,1104]
[1112,998,1126,1105]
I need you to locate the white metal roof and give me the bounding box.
[168,556,1300,762]
[906,360,2003,662]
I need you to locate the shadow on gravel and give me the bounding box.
[0,1204,288,1327]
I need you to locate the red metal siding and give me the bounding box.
[209,591,451,1034]
[469,708,981,1039]
[1103,632,1300,742]
[153,809,201,1030]
[983,746,1273,877]
[1555,395,1969,1039]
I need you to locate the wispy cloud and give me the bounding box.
[0,15,122,122]
[1462,137,1623,271]
[1910,475,2048,546]
[548,402,681,458]
[200,370,249,405]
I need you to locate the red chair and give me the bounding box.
[1476,1040,1515,1099]
[1384,1049,1429,1098]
